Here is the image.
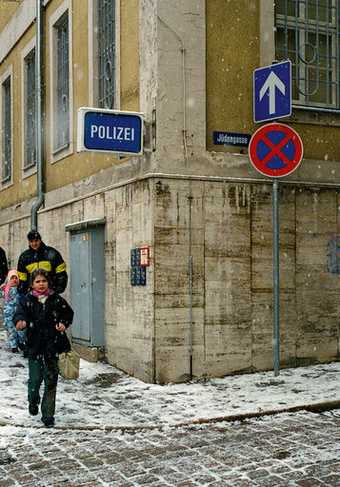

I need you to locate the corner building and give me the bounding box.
[1,0,340,383]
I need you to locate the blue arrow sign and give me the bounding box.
[253,60,292,123]
[77,107,143,155]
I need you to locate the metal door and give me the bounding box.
[69,226,105,346]
[70,232,91,342]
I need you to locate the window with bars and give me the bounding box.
[1,77,11,183]
[97,0,116,109]
[54,12,69,151]
[275,0,340,110]
[24,49,36,170]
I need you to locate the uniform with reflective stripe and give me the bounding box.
[17,241,68,294]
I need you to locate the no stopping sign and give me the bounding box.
[248,122,303,177]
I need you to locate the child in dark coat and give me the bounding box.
[14,268,73,428]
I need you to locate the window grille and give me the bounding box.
[25,49,36,169]
[54,12,69,151]
[2,77,11,183]
[275,0,340,110]
[97,0,116,109]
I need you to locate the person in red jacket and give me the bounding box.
[17,230,68,295]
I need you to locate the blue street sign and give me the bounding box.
[213,131,251,147]
[77,107,143,155]
[253,60,292,123]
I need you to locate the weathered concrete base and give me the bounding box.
[2,175,340,383]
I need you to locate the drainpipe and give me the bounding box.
[31,0,44,230]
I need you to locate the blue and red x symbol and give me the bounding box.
[249,123,303,177]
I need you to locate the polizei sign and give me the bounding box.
[77,107,143,155]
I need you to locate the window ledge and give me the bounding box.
[1,179,13,190]
[50,142,73,164]
[285,106,340,128]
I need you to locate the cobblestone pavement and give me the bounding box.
[0,410,340,486]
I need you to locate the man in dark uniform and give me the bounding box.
[17,230,68,295]
[0,246,8,285]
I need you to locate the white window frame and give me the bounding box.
[21,37,37,179]
[88,0,120,108]
[0,66,13,189]
[49,0,73,164]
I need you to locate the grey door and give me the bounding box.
[69,227,105,346]
[70,232,91,342]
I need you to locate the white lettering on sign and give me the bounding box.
[90,125,135,142]
[217,134,248,145]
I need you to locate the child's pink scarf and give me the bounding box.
[1,270,19,301]
[32,289,53,298]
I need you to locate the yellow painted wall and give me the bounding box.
[0,26,37,209]
[206,0,340,162]
[0,0,140,206]
[120,0,139,111]
[206,0,259,153]
[44,0,140,192]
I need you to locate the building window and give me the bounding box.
[1,76,12,183]
[24,49,36,170]
[97,0,116,108]
[275,0,340,110]
[54,11,69,151]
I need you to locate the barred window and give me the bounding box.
[275,0,340,110]
[54,12,69,151]
[1,76,11,183]
[24,49,36,170]
[97,0,116,109]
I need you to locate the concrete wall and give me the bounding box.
[153,178,340,383]
[1,173,340,383]
[104,180,154,382]
[0,176,155,382]
[1,1,340,384]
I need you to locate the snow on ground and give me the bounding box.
[0,329,340,430]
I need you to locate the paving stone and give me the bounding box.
[296,479,327,487]
[1,411,340,485]
[0,479,16,487]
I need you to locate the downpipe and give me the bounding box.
[188,191,193,379]
[31,0,45,229]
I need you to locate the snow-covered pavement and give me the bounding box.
[1,330,340,430]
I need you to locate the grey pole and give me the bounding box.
[272,178,280,376]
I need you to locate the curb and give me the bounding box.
[1,399,340,432]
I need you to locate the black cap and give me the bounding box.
[27,230,42,241]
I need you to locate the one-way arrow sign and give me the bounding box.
[253,60,292,123]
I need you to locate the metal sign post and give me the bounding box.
[272,179,280,376]
[249,122,303,376]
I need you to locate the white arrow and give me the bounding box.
[259,71,286,115]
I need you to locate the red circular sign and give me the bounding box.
[248,122,303,177]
